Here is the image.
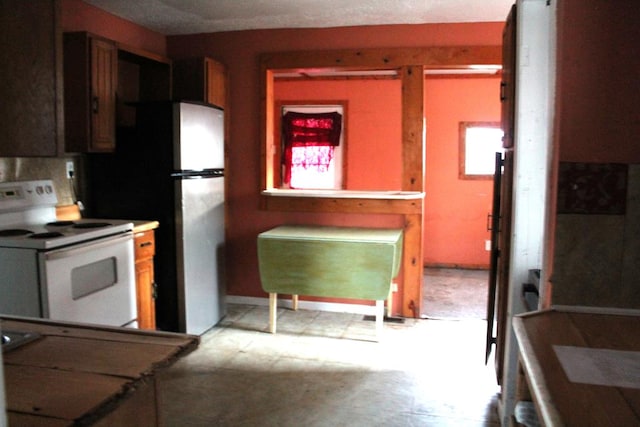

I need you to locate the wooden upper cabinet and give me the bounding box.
[0,0,63,157]
[90,38,118,151]
[173,57,227,108]
[64,32,117,153]
[205,58,227,109]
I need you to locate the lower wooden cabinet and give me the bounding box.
[134,229,157,329]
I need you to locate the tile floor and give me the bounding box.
[423,268,489,319]
[158,303,501,426]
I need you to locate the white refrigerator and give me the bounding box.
[87,101,226,335]
[171,102,226,335]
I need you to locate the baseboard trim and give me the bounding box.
[226,295,379,316]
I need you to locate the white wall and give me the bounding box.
[500,0,556,424]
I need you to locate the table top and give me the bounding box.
[513,306,640,426]
[1,316,198,425]
[259,225,403,244]
[257,225,403,299]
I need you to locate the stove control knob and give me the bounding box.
[36,186,44,195]
[45,185,53,194]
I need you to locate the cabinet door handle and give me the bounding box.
[152,282,158,299]
[92,96,99,113]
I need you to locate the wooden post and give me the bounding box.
[400,65,425,317]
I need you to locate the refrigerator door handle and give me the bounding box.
[171,169,224,179]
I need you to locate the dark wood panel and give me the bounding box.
[0,0,62,157]
[494,4,517,384]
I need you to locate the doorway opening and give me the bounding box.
[422,267,489,320]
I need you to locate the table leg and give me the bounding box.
[269,293,277,333]
[292,294,299,311]
[375,300,384,341]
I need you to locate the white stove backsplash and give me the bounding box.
[0,157,79,206]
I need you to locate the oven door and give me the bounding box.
[39,232,137,327]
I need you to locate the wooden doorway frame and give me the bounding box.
[259,46,502,317]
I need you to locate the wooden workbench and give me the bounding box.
[512,306,640,426]
[257,225,403,338]
[1,316,198,426]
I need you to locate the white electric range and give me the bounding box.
[0,180,137,327]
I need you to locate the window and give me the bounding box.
[459,122,504,179]
[281,105,345,189]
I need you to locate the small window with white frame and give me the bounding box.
[459,122,504,179]
[280,104,345,189]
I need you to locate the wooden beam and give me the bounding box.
[260,194,423,215]
[401,213,424,318]
[261,46,501,70]
[261,68,274,189]
[401,65,424,192]
[399,65,425,317]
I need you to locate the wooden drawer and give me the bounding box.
[134,230,155,260]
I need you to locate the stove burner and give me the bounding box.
[73,222,112,229]
[29,232,64,239]
[0,229,33,237]
[47,221,75,226]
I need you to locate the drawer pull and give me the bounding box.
[138,241,153,248]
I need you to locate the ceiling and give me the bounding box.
[84,0,513,35]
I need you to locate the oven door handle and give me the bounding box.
[44,232,133,261]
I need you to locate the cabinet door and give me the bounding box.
[205,58,226,109]
[90,38,117,151]
[135,229,157,330]
[0,0,62,156]
[64,32,116,153]
[136,258,156,330]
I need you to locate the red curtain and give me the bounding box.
[282,111,342,186]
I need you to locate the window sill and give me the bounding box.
[261,189,425,200]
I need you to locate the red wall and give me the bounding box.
[275,80,403,190]
[166,23,504,299]
[556,1,640,162]
[276,77,501,268]
[60,0,166,55]
[58,0,505,301]
[424,77,501,267]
